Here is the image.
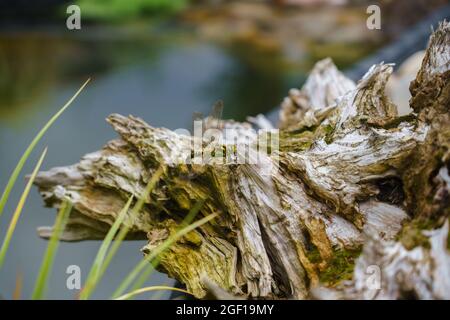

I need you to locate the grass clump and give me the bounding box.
[0,79,89,298]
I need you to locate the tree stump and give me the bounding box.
[33,22,449,299]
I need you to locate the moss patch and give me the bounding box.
[318,248,362,287]
[306,245,362,287]
[397,218,437,250]
[396,216,450,251]
[279,130,315,152]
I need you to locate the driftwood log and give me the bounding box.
[33,22,449,299]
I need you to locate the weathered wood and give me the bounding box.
[33,22,449,299]
[313,21,450,300]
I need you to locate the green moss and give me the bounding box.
[400,229,430,250]
[396,214,450,251]
[305,245,322,264]
[447,225,450,250]
[317,247,362,287]
[323,124,335,144]
[305,243,362,287]
[279,130,315,152]
[397,218,436,250]
[322,124,333,134]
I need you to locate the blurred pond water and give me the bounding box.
[0,21,376,299]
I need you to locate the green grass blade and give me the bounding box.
[129,166,165,219]
[148,281,172,300]
[114,285,193,300]
[80,166,164,299]
[0,147,48,269]
[129,199,205,293]
[111,212,218,299]
[32,199,73,300]
[79,195,134,300]
[179,199,205,229]
[97,220,130,278]
[0,78,90,219]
